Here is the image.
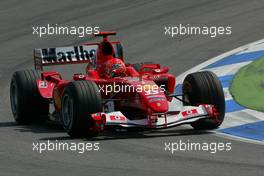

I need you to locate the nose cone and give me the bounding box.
[131,80,169,113]
[147,97,168,113]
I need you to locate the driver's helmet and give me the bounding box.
[105,58,126,77]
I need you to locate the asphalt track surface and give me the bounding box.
[0,0,264,175]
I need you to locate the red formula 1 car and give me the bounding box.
[10,32,225,137]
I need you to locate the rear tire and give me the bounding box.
[182,71,225,130]
[61,80,102,138]
[10,70,49,124]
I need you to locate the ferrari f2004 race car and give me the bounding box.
[10,32,225,137]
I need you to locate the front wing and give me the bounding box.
[100,104,215,129]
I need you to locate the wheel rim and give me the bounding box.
[10,82,18,115]
[62,94,74,129]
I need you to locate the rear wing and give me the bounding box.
[34,45,98,70]
[34,43,123,70]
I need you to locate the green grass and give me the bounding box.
[230,57,264,112]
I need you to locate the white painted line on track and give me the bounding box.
[223,88,233,101]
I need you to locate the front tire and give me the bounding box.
[10,70,49,123]
[183,71,225,130]
[61,80,102,138]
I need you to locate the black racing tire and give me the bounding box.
[61,80,102,138]
[182,71,225,130]
[10,70,49,124]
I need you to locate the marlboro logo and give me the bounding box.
[39,45,97,64]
